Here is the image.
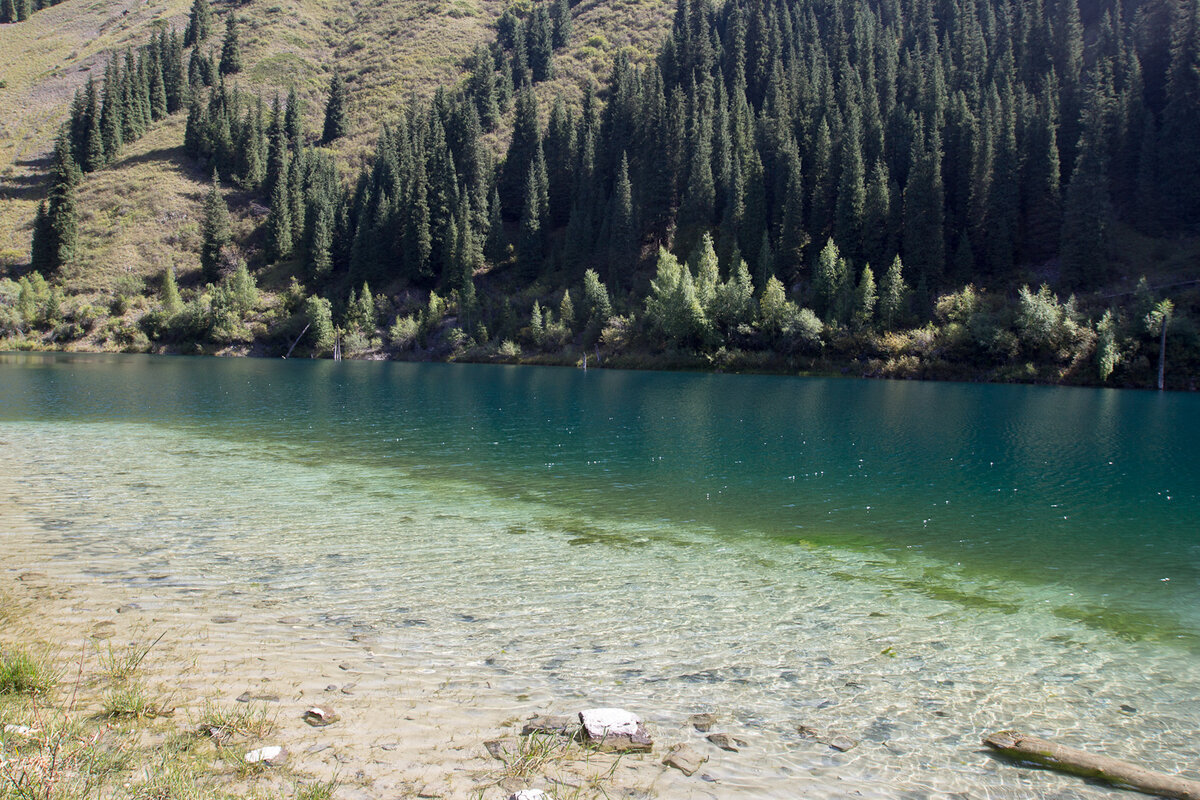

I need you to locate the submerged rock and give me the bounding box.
[236,691,280,703]
[244,745,288,766]
[706,733,745,752]
[579,708,653,752]
[521,715,579,737]
[303,705,340,727]
[663,743,708,776]
[689,713,718,732]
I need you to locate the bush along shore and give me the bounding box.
[2,257,1196,390]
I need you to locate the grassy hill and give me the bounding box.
[0,0,673,296]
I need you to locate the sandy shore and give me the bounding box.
[0,540,729,799]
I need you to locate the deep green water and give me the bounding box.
[2,352,1199,797]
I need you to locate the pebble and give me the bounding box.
[211,615,238,624]
[690,713,718,732]
[303,705,340,727]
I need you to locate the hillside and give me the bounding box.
[1,0,1198,389]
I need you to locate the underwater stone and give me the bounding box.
[663,743,708,775]
[521,715,579,737]
[689,713,718,732]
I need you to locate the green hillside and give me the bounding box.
[1,0,1198,388]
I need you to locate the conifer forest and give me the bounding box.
[3,0,1200,388]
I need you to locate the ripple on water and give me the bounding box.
[2,420,1200,799]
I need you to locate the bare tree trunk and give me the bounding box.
[1158,319,1168,390]
[984,730,1200,799]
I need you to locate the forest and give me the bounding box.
[3,0,1199,388]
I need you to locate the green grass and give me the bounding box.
[102,680,161,718]
[97,631,164,684]
[195,699,276,742]
[0,648,58,695]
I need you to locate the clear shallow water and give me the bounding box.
[1,352,1199,797]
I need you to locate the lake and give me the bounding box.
[2,352,1198,797]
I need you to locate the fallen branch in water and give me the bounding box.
[983,730,1200,800]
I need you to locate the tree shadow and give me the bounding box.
[0,171,46,202]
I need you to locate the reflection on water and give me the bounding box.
[1,353,1199,797]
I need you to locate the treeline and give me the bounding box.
[0,0,65,24]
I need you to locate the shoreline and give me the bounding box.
[0,563,702,799]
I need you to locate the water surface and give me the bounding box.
[1,353,1198,797]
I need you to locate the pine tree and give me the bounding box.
[528,4,555,82]
[550,0,571,49]
[162,265,182,313]
[607,152,636,288]
[878,255,908,328]
[813,238,849,324]
[0,0,16,24]
[266,172,293,263]
[518,162,544,279]
[39,129,81,273]
[184,0,212,47]
[200,171,231,282]
[834,106,866,264]
[853,264,877,329]
[219,15,242,75]
[320,74,347,144]
[29,201,55,273]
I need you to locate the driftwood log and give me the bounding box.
[983,730,1200,800]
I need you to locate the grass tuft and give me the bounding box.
[195,699,276,742]
[98,630,164,683]
[0,648,58,695]
[102,680,161,719]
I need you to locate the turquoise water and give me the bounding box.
[2,352,1199,797]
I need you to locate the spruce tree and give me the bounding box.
[200,171,231,282]
[528,4,555,82]
[42,129,81,273]
[518,163,543,279]
[550,0,571,49]
[219,15,242,75]
[184,0,212,47]
[320,74,347,144]
[878,255,908,329]
[266,172,293,262]
[162,265,182,314]
[29,201,55,273]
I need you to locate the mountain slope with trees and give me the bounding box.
[1,0,1198,389]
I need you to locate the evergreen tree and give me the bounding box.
[607,152,636,288]
[518,163,544,279]
[219,15,242,75]
[200,171,231,282]
[39,129,81,273]
[321,74,347,144]
[853,264,877,329]
[528,3,555,82]
[581,268,612,331]
[162,265,182,313]
[184,0,212,47]
[29,201,55,273]
[878,255,908,328]
[550,0,571,49]
[266,174,293,263]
